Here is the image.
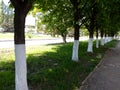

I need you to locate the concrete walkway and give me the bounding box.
[79,41,120,90]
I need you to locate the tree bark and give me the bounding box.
[15,44,28,90]
[70,0,80,61]
[87,3,98,52]
[72,40,79,62]
[72,24,80,61]
[104,31,107,44]
[10,1,32,90]
[61,33,67,43]
[14,8,28,90]
[14,8,26,44]
[87,38,93,52]
[87,20,94,53]
[96,38,99,48]
[100,29,104,46]
[96,29,99,48]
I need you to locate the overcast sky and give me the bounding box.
[3,0,9,5]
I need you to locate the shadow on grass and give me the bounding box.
[0,40,117,90]
[27,40,117,90]
[0,60,15,90]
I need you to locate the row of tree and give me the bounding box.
[9,0,120,90]
[0,0,14,32]
[38,0,120,60]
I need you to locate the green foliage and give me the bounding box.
[81,27,89,36]
[82,0,120,37]
[0,0,4,27]
[26,32,33,39]
[0,40,117,90]
[40,0,73,42]
[0,1,14,32]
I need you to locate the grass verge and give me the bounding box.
[0,40,118,90]
[0,32,54,40]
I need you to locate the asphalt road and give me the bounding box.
[0,37,88,48]
[0,38,72,48]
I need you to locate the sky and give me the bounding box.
[3,0,9,5]
[2,0,36,26]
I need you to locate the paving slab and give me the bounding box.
[79,41,120,90]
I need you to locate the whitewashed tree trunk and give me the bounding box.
[105,37,108,43]
[108,37,111,42]
[101,38,104,46]
[96,38,99,48]
[104,37,107,44]
[103,38,105,45]
[107,37,109,43]
[111,37,113,41]
[15,44,28,90]
[87,38,93,52]
[72,40,79,62]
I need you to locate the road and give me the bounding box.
[0,37,88,48]
[0,38,72,48]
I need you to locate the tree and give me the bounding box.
[2,3,14,32]
[95,26,99,48]
[43,17,70,43]
[94,1,104,48]
[83,0,98,52]
[70,0,88,61]
[38,0,89,61]
[108,0,120,39]
[98,0,120,44]
[10,0,33,90]
[41,1,73,43]
[70,0,80,61]
[0,0,4,27]
[84,0,114,50]
[0,1,14,32]
[98,1,111,45]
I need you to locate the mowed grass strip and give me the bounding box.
[0,40,118,90]
[0,32,14,39]
[0,32,53,39]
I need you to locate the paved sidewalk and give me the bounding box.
[79,41,120,90]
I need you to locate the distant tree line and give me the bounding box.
[0,0,14,32]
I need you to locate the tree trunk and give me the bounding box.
[108,33,111,42]
[87,6,96,52]
[70,0,80,62]
[63,36,67,43]
[111,32,114,40]
[13,5,31,90]
[100,29,104,46]
[96,29,99,48]
[10,0,32,90]
[61,33,67,43]
[96,38,99,48]
[87,31,94,52]
[87,22,94,53]
[15,44,28,90]
[104,32,107,44]
[72,40,79,61]
[14,8,28,90]
[72,24,80,61]
[101,38,104,46]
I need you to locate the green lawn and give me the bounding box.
[0,40,118,90]
[0,32,14,39]
[0,32,55,40]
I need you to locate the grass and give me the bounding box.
[0,40,118,90]
[0,32,14,39]
[0,32,55,40]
